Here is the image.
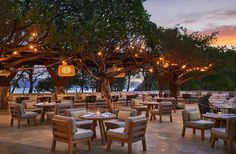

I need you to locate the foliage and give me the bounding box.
[35,77,54,93]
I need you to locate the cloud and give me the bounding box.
[201,25,236,46]
[178,9,236,25]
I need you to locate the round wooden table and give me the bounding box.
[80,113,116,145]
[202,113,236,127]
[34,102,56,122]
[141,101,159,117]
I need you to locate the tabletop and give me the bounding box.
[141,101,159,105]
[79,112,116,120]
[202,113,236,120]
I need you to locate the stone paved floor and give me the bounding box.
[0,104,232,154]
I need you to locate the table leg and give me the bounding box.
[91,120,97,139]
[40,108,46,122]
[146,105,151,118]
[98,120,107,145]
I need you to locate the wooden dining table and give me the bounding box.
[202,113,236,127]
[212,103,236,113]
[141,101,159,117]
[80,113,116,145]
[34,102,56,122]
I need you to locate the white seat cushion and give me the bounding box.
[105,119,126,129]
[73,128,93,140]
[185,120,214,129]
[107,128,128,139]
[211,128,227,138]
[21,112,38,119]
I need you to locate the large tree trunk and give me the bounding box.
[0,76,11,110]
[28,69,34,93]
[169,82,179,98]
[126,74,131,92]
[54,85,65,94]
[158,76,164,97]
[168,72,179,98]
[100,77,114,113]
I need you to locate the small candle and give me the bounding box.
[96,111,101,116]
[218,112,222,117]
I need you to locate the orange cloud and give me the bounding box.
[201,25,236,46]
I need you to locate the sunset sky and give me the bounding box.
[143,0,236,47]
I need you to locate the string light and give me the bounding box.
[115,46,120,51]
[134,53,138,57]
[181,65,186,69]
[97,51,102,56]
[29,45,34,49]
[34,48,38,52]
[62,60,67,65]
[12,51,19,56]
[31,32,37,37]
[149,68,153,73]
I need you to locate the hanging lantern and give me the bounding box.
[58,62,75,77]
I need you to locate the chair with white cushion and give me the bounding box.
[51,115,93,154]
[105,108,137,131]
[182,108,214,140]
[9,103,38,128]
[211,117,236,154]
[65,108,93,129]
[150,102,173,122]
[107,114,148,154]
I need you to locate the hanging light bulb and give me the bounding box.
[62,60,67,65]
[97,51,102,56]
[29,45,34,49]
[12,51,19,56]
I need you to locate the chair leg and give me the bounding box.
[51,139,56,152]
[170,115,173,122]
[159,115,162,123]
[121,142,124,147]
[27,119,30,125]
[228,140,233,154]
[193,129,196,134]
[201,130,205,141]
[68,142,73,154]
[150,114,153,121]
[182,126,186,137]
[87,139,91,151]
[142,138,147,151]
[211,135,216,148]
[128,143,132,154]
[10,118,14,127]
[18,119,21,128]
[34,118,37,126]
[107,137,112,152]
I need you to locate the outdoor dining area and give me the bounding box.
[1,1,236,154]
[0,91,235,154]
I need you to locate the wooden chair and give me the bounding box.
[130,99,147,116]
[105,108,137,131]
[85,95,96,109]
[9,103,38,128]
[150,102,173,122]
[51,115,93,154]
[181,108,214,140]
[65,108,93,129]
[63,96,75,102]
[46,101,73,123]
[211,118,236,154]
[107,115,148,154]
[37,96,51,103]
